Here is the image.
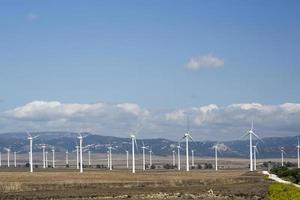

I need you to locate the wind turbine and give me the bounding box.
[125,150,129,168]
[88,150,91,166]
[172,150,176,167]
[107,146,113,171]
[297,137,300,168]
[27,132,39,173]
[107,150,110,169]
[141,140,148,171]
[149,148,153,167]
[182,132,193,172]
[14,151,17,167]
[42,144,46,168]
[212,143,221,171]
[4,148,10,167]
[177,144,181,170]
[77,133,83,173]
[242,120,261,171]
[76,145,79,169]
[52,148,55,168]
[191,150,195,168]
[280,147,286,167]
[253,142,259,171]
[45,151,48,167]
[130,134,138,173]
[66,150,69,166]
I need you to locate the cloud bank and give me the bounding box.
[1,101,300,141]
[185,54,224,70]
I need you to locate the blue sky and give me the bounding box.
[0,1,299,139]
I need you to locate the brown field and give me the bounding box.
[0,168,271,200]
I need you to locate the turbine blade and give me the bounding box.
[252,131,263,142]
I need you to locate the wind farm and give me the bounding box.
[1,0,300,199]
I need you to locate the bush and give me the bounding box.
[150,164,156,169]
[66,164,70,168]
[25,163,30,168]
[271,166,300,184]
[269,182,300,200]
[197,164,202,169]
[204,163,213,169]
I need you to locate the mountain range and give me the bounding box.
[0,132,298,158]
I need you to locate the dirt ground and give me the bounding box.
[0,168,271,200]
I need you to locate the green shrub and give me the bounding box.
[269,182,300,200]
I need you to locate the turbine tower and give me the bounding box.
[172,150,176,167]
[130,134,137,173]
[14,151,16,167]
[107,150,110,169]
[88,150,91,166]
[78,133,83,173]
[191,150,195,168]
[182,132,193,172]
[0,152,2,167]
[177,144,181,170]
[280,147,285,167]
[125,150,129,168]
[76,145,79,169]
[141,141,148,171]
[297,137,300,168]
[45,151,48,167]
[66,151,69,166]
[42,144,46,168]
[5,148,10,167]
[242,120,261,171]
[27,132,39,173]
[52,148,55,168]
[149,148,153,167]
[253,143,259,171]
[108,146,113,171]
[213,144,219,171]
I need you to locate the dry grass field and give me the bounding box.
[0,168,271,200]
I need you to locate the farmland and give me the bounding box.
[0,168,270,200]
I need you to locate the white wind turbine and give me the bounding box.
[14,151,17,167]
[149,147,153,167]
[253,142,259,171]
[125,150,129,169]
[280,147,286,167]
[66,150,69,166]
[88,150,91,166]
[242,121,261,171]
[141,140,148,171]
[45,151,48,167]
[42,144,46,168]
[27,132,39,173]
[78,133,83,173]
[4,148,10,167]
[177,144,182,170]
[212,143,221,171]
[76,145,79,169]
[297,137,300,168]
[182,132,193,172]
[107,150,110,169]
[107,146,113,171]
[191,149,195,168]
[52,148,55,168]
[172,150,176,167]
[130,134,138,173]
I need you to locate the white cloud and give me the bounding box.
[1,101,300,140]
[185,54,224,70]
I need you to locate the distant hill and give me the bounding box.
[0,132,298,158]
